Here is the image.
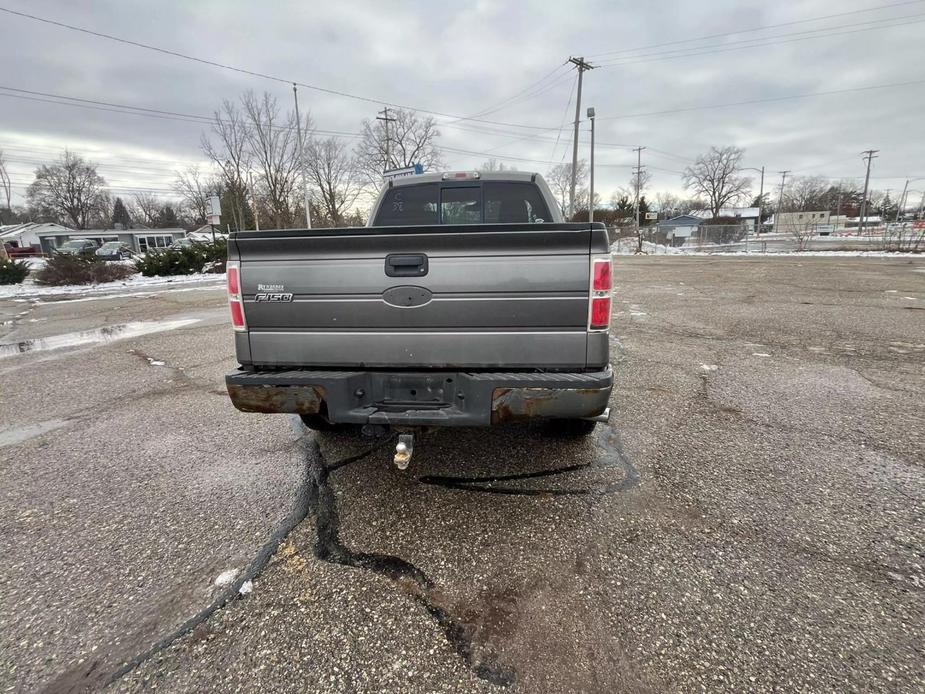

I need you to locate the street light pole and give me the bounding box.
[587,107,595,224]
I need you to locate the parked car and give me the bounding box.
[95,241,135,261]
[224,171,613,462]
[3,242,41,257]
[169,237,198,250]
[56,239,100,255]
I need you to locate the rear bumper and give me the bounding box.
[225,367,612,427]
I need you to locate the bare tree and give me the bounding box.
[241,90,304,228]
[784,176,830,211]
[355,109,443,189]
[653,191,681,219]
[174,165,220,226]
[202,100,252,230]
[480,158,517,172]
[682,146,752,219]
[547,160,588,217]
[628,169,653,200]
[305,136,362,227]
[26,150,109,229]
[130,192,162,227]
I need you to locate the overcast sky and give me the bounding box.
[1,0,923,208]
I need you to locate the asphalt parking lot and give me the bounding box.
[1,256,923,693]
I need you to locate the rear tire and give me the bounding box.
[547,418,598,437]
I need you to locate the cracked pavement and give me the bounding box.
[0,257,922,693]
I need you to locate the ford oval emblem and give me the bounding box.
[383,285,433,308]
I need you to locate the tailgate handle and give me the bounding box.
[385,253,428,277]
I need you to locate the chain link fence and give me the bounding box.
[609,223,925,254]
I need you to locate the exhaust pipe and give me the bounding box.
[581,407,611,423]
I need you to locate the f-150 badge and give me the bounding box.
[254,293,293,302]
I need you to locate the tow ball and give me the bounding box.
[393,433,414,470]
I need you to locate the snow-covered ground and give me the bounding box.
[0,272,225,300]
[611,238,921,257]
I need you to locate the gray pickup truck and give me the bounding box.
[225,171,613,442]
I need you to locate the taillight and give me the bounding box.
[589,256,612,331]
[227,261,246,331]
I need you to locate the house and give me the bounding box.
[0,222,72,252]
[27,225,187,254]
[690,207,761,229]
[656,214,702,245]
[773,211,830,233]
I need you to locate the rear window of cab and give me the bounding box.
[374,182,551,226]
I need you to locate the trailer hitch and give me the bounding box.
[393,433,414,470]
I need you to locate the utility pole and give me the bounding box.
[377,107,397,172]
[587,107,595,224]
[775,170,790,233]
[858,149,878,236]
[919,189,925,220]
[896,179,909,222]
[292,84,312,229]
[568,56,594,219]
[747,166,764,253]
[633,146,646,253]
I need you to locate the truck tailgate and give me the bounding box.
[231,223,605,369]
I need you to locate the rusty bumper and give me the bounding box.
[490,386,610,424]
[226,367,612,426]
[225,383,325,415]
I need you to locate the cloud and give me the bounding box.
[1,0,921,206]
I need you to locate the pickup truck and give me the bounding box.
[224,171,613,438]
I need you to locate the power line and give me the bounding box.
[0,5,564,132]
[0,85,650,174]
[0,84,578,149]
[595,79,925,120]
[549,75,578,161]
[586,0,925,58]
[443,62,572,123]
[595,14,925,68]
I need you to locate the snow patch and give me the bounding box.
[0,318,201,360]
[0,272,224,300]
[214,569,239,588]
[611,247,921,258]
[0,419,68,448]
[239,580,253,595]
[752,352,772,358]
[701,364,718,371]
